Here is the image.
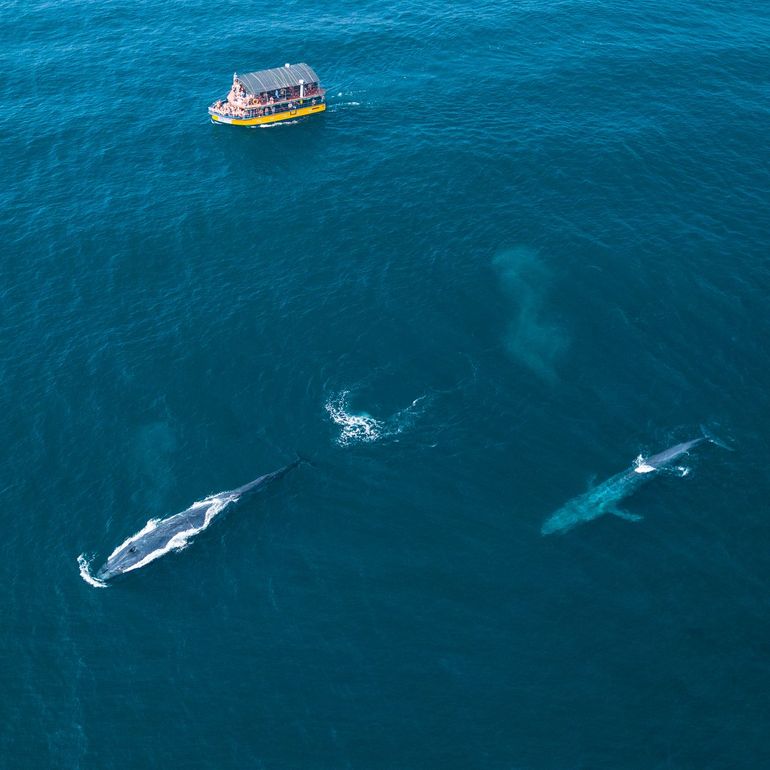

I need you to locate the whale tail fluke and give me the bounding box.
[700,425,734,451]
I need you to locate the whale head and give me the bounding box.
[96,543,146,580]
[96,518,162,580]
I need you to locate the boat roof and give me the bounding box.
[237,63,320,94]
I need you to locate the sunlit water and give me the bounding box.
[2,1,770,767]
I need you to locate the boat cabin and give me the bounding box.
[209,62,326,126]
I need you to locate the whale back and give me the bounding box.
[645,437,703,468]
[95,460,302,580]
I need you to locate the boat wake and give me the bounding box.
[327,91,364,111]
[77,554,109,588]
[325,391,428,446]
[256,120,300,129]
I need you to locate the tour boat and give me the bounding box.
[208,63,326,126]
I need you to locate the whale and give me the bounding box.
[541,427,730,536]
[94,459,301,581]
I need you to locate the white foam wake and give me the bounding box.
[77,554,108,588]
[256,120,299,129]
[325,391,428,446]
[328,91,364,111]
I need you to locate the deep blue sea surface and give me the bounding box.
[2,1,770,767]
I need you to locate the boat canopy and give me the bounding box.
[237,63,320,94]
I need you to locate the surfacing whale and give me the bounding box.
[541,427,730,536]
[93,459,301,581]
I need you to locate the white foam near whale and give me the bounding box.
[632,454,656,473]
[325,391,427,446]
[120,525,200,574]
[106,517,160,561]
[325,392,384,445]
[77,554,109,588]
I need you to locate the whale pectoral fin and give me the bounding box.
[609,506,643,523]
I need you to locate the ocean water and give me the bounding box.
[2,0,770,767]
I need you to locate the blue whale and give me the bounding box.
[541,428,730,536]
[95,459,301,580]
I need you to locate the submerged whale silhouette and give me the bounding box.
[95,459,301,580]
[541,427,730,536]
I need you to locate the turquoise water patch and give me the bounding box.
[129,420,178,512]
[492,247,569,383]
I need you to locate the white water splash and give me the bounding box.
[633,454,656,474]
[77,554,108,588]
[325,392,384,445]
[325,391,428,446]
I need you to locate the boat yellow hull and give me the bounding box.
[210,103,326,126]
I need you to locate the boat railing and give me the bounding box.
[208,96,324,119]
[223,88,325,109]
